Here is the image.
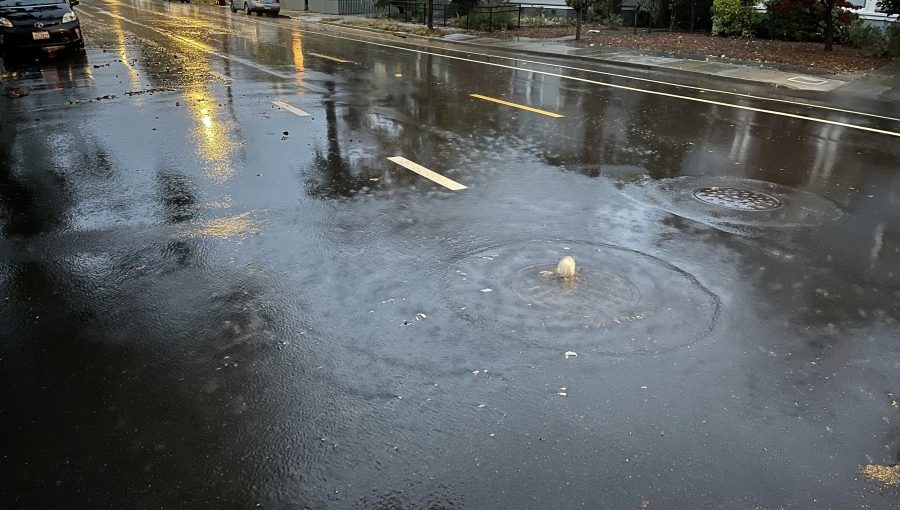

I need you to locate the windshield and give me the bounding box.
[0,0,66,7]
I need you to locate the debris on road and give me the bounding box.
[480,288,492,293]
[125,87,176,96]
[5,88,29,99]
[416,313,427,320]
[861,464,900,488]
[564,351,577,359]
[558,387,567,396]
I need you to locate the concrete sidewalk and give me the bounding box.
[281,10,900,103]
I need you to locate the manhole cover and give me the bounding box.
[621,176,842,234]
[692,187,782,211]
[446,241,719,355]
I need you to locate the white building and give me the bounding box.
[846,0,899,27]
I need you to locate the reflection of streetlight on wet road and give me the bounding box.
[166,34,238,183]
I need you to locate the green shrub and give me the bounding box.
[765,0,820,41]
[750,11,770,38]
[830,7,858,44]
[849,22,888,56]
[712,0,754,37]
[603,13,623,29]
[520,14,576,27]
[764,0,858,43]
[453,7,518,30]
[887,23,900,57]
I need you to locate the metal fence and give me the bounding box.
[312,0,580,32]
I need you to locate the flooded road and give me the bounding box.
[2,1,899,508]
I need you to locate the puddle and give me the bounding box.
[622,176,842,233]
[446,241,719,355]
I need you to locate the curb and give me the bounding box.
[299,19,842,92]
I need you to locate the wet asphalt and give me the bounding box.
[2,1,900,508]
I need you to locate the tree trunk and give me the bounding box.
[690,0,694,33]
[427,0,434,30]
[824,0,835,51]
[575,6,583,40]
[633,5,638,33]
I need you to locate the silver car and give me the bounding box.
[230,0,279,17]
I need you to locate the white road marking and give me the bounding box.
[308,52,349,63]
[272,100,309,117]
[388,157,467,190]
[289,31,900,137]
[301,22,900,124]
[89,0,900,134]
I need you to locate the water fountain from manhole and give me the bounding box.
[445,241,720,354]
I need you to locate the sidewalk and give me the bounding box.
[281,10,900,103]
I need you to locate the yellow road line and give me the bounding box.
[308,52,349,63]
[272,100,310,117]
[388,156,467,191]
[89,1,900,136]
[469,94,564,118]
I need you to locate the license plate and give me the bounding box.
[32,31,50,40]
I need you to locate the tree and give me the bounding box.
[566,0,593,40]
[633,0,656,33]
[821,0,858,51]
[876,0,900,14]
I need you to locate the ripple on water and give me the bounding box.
[445,240,720,355]
[622,176,842,232]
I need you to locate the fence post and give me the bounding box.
[517,5,521,28]
[489,7,493,32]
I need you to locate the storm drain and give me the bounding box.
[692,187,782,211]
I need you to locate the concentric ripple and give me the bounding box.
[446,241,720,355]
[623,176,842,232]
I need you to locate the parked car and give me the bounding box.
[0,0,83,52]
[230,0,279,17]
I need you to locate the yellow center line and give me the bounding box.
[388,157,467,191]
[308,52,349,63]
[469,94,564,118]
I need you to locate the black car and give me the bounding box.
[0,0,83,52]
